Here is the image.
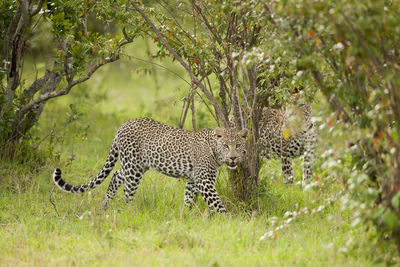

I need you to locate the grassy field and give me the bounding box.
[0,40,388,266]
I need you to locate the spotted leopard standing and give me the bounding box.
[53,117,248,213]
[259,99,317,184]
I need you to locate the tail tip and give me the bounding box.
[53,168,62,181]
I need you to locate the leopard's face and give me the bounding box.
[214,128,248,169]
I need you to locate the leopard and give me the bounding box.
[53,117,248,213]
[259,98,317,184]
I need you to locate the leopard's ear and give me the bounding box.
[237,128,249,139]
[214,127,225,138]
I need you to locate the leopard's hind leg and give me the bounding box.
[123,165,147,203]
[102,169,125,208]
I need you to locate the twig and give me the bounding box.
[143,38,160,92]
[191,92,196,131]
[122,53,191,86]
[191,0,222,43]
[194,90,219,124]
[29,0,45,16]
[32,128,55,150]
[49,186,60,216]
[159,0,195,44]
[179,92,191,129]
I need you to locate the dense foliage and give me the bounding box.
[266,0,400,258]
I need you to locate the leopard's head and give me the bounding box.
[214,127,248,170]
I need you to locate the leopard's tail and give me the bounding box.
[52,138,119,193]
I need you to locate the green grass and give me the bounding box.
[0,40,386,266]
[0,163,375,266]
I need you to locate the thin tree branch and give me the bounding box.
[30,0,45,16]
[191,92,196,131]
[179,92,191,129]
[159,0,196,45]
[49,186,60,217]
[122,53,191,86]
[190,0,222,44]
[194,90,219,125]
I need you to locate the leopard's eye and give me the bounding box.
[236,144,241,149]
[224,144,229,149]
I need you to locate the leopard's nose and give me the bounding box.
[230,156,237,161]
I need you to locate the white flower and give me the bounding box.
[283,211,292,218]
[332,42,344,52]
[232,52,240,58]
[269,64,275,72]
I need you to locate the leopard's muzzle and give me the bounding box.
[226,156,239,170]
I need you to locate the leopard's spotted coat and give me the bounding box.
[53,117,248,212]
[259,101,317,183]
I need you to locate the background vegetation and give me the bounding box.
[1,0,399,266]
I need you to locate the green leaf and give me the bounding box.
[381,209,399,231]
[391,191,400,210]
[372,206,385,220]
[393,129,398,143]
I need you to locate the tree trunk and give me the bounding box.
[229,134,260,202]
[228,75,263,202]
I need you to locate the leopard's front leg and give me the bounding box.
[281,156,294,184]
[194,166,226,213]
